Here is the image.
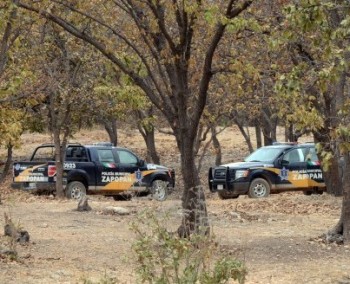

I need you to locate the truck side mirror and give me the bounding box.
[281,159,289,166]
[138,159,145,167]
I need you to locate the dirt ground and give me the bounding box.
[1,127,350,284]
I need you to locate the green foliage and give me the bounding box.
[315,143,333,172]
[274,0,349,139]
[92,62,149,123]
[336,125,350,155]
[131,211,246,284]
[80,273,118,284]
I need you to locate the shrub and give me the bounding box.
[131,210,246,284]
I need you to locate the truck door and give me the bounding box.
[279,148,308,189]
[304,147,324,187]
[115,149,146,186]
[95,148,122,191]
[96,148,140,192]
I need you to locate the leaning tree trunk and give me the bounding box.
[136,109,160,164]
[0,144,13,183]
[211,125,222,166]
[137,123,160,164]
[103,119,118,146]
[234,119,254,153]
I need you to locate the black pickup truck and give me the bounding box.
[12,143,175,200]
[208,143,325,199]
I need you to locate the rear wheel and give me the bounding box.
[218,190,239,200]
[66,181,86,200]
[248,178,270,198]
[151,180,168,201]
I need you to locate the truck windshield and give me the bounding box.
[244,147,285,163]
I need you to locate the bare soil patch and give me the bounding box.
[1,127,350,283]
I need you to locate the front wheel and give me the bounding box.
[66,181,87,200]
[151,180,168,201]
[248,178,270,198]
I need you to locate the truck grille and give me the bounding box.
[214,168,227,179]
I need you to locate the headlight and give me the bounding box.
[235,170,249,179]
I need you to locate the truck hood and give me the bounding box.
[146,163,169,170]
[220,161,274,169]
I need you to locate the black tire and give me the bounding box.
[151,180,168,201]
[218,191,239,200]
[66,181,87,200]
[248,178,270,198]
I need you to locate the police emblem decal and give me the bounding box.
[135,169,143,183]
[279,167,289,180]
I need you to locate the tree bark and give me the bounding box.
[136,109,160,164]
[255,121,262,149]
[340,153,350,244]
[138,123,160,164]
[314,129,343,196]
[177,135,209,237]
[211,126,222,166]
[103,119,118,146]
[52,120,65,198]
[0,144,13,183]
[0,3,19,77]
[235,119,254,153]
[328,152,350,244]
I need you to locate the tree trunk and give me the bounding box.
[262,126,276,146]
[53,129,65,198]
[261,109,278,145]
[103,119,118,146]
[327,152,350,244]
[342,153,350,243]
[0,144,13,183]
[235,119,254,153]
[285,124,294,142]
[255,122,262,148]
[177,135,209,237]
[139,125,160,164]
[136,109,160,164]
[314,130,343,196]
[211,126,222,166]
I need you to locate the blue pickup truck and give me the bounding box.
[12,143,175,201]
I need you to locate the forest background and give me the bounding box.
[0,1,350,282]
